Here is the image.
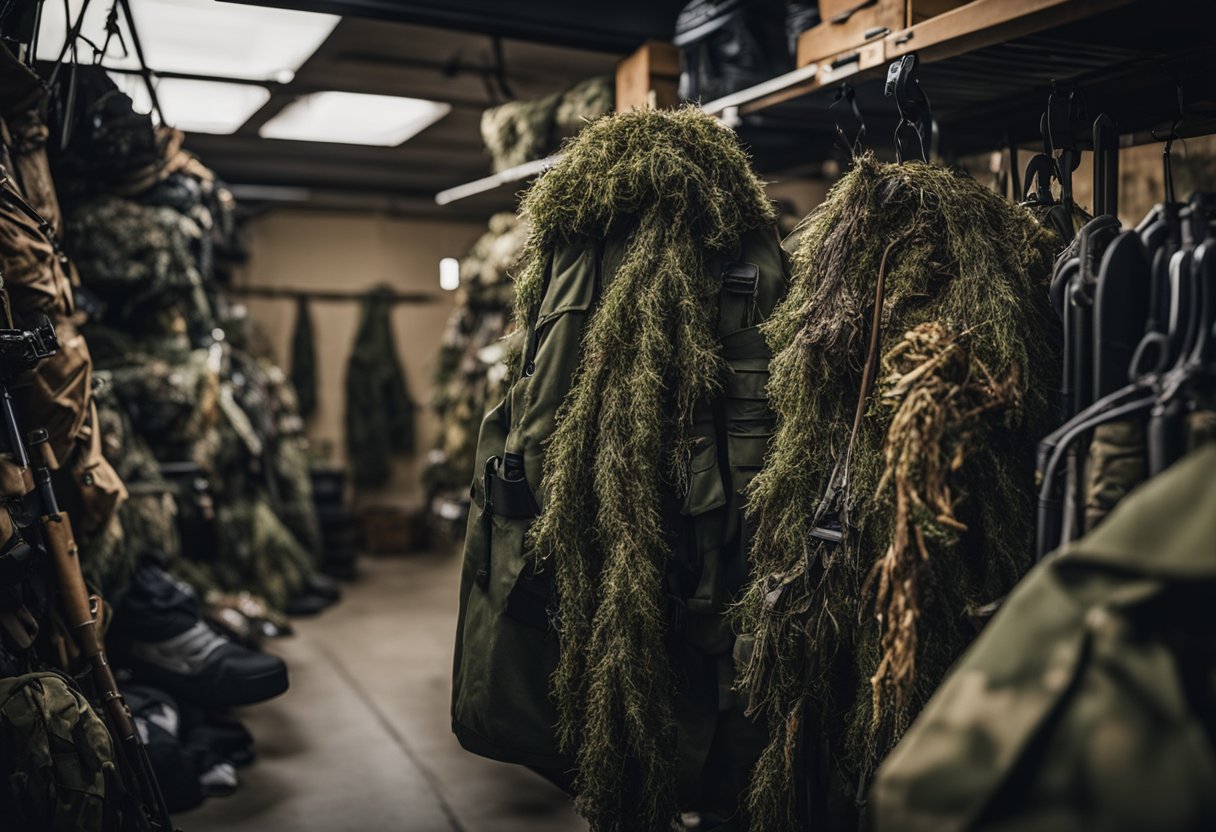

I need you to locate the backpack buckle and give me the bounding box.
[722,262,759,295]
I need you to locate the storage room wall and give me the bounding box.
[233,209,486,506]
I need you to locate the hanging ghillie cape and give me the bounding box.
[345,287,416,487]
[452,107,783,831]
[290,295,318,419]
[737,155,1060,829]
[870,442,1216,832]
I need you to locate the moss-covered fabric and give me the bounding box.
[736,155,1061,829]
[511,106,776,830]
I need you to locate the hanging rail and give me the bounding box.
[229,285,441,304]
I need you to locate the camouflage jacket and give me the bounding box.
[869,443,1216,832]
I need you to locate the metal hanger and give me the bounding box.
[829,82,866,159]
[884,54,931,163]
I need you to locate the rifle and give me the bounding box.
[0,275,175,831]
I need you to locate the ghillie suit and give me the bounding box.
[452,107,785,831]
[426,212,527,537]
[480,75,614,172]
[345,287,417,488]
[736,155,1060,829]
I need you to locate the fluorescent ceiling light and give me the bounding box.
[37,0,338,81]
[259,92,451,146]
[111,73,270,135]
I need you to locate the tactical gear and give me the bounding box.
[675,0,792,102]
[452,107,784,831]
[289,295,318,418]
[870,442,1216,832]
[345,286,417,488]
[736,155,1061,830]
[0,672,121,831]
[480,75,613,173]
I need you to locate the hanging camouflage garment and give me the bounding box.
[289,296,318,419]
[869,442,1216,832]
[84,373,208,602]
[0,672,122,832]
[426,212,526,529]
[345,286,416,488]
[453,107,783,831]
[736,155,1061,830]
[0,45,127,587]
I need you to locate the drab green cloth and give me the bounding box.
[345,286,416,487]
[869,443,1216,832]
[290,295,318,419]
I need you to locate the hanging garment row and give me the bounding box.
[452,63,1216,832]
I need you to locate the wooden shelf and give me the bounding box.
[433,0,1215,206]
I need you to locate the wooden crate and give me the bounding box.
[357,503,429,555]
[798,0,969,66]
[615,40,680,111]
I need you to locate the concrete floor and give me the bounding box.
[177,551,586,832]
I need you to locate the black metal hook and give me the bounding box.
[1150,79,1185,204]
[1042,82,1085,209]
[884,54,931,163]
[829,82,866,159]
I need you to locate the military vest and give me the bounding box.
[451,223,787,786]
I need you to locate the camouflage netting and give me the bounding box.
[426,211,527,531]
[736,155,1061,830]
[515,107,774,830]
[480,76,614,173]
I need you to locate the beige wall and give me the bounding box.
[234,209,486,506]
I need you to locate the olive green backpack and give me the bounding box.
[0,671,122,831]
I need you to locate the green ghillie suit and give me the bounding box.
[452,107,785,831]
[870,442,1216,832]
[345,287,416,488]
[736,155,1060,829]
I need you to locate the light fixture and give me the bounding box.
[440,258,461,291]
[111,73,270,135]
[259,92,451,146]
[37,0,338,82]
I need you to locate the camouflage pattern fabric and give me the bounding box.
[346,287,416,488]
[1084,419,1147,532]
[0,672,121,832]
[80,375,187,603]
[0,45,126,575]
[480,76,613,173]
[869,442,1216,832]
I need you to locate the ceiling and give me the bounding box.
[174,14,626,220]
[222,0,686,52]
